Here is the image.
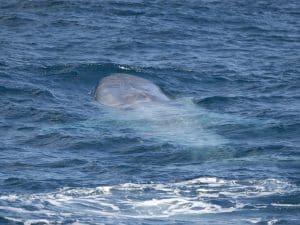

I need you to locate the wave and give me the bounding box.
[0,177,298,224]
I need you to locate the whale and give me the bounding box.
[95,73,170,108]
[94,73,225,147]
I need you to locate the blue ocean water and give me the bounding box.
[0,0,299,224]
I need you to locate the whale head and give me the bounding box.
[95,74,170,108]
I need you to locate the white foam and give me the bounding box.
[244,218,281,225]
[243,218,262,224]
[0,177,298,223]
[25,219,50,225]
[268,219,279,225]
[271,203,300,207]
[0,194,18,201]
[0,206,31,213]
[118,65,131,70]
[3,217,23,223]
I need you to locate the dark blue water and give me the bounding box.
[1,0,299,224]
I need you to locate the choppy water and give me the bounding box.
[1,0,299,224]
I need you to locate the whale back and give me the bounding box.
[95,74,169,107]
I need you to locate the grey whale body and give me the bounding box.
[95,74,169,107]
[95,74,224,147]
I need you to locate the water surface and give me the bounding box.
[0,0,299,224]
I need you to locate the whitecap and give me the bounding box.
[0,177,298,223]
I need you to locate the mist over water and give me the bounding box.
[1,0,299,224]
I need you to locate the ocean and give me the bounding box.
[0,0,299,224]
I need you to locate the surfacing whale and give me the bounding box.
[94,73,225,147]
[95,74,169,107]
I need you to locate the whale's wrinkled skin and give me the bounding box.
[95,74,170,107]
